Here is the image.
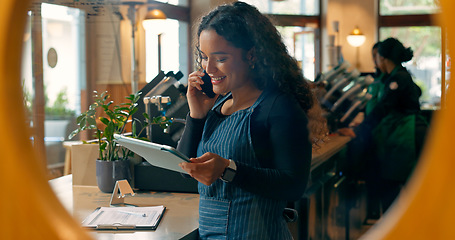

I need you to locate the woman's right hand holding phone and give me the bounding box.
[187,70,218,119]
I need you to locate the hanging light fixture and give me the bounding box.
[144,8,166,19]
[347,26,366,47]
[142,9,167,31]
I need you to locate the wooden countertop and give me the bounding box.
[49,175,199,240]
[311,134,351,170]
[52,134,350,239]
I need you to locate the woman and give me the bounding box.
[177,2,326,239]
[340,37,426,212]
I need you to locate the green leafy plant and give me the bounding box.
[69,91,171,161]
[22,83,75,120]
[45,87,75,119]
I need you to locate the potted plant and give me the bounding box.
[69,91,171,193]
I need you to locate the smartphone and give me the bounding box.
[200,70,216,98]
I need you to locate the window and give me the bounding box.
[22,3,85,173]
[244,0,319,15]
[40,3,84,116]
[379,0,442,108]
[277,26,317,81]
[144,19,189,82]
[379,26,441,107]
[380,0,440,15]
[155,0,188,7]
[244,0,321,80]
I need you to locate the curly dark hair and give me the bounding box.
[195,1,314,113]
[195,1,328,145]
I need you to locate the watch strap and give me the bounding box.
[221,159,236,182]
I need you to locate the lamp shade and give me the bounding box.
[144,9,166,20]
[142,9,167,33]
[347,26,366,47]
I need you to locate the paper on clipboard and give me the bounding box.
[114,134,189,174]
[82,206,166,230]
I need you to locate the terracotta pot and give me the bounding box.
[96,159,131,193]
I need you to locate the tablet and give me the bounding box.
[114,134,189,174]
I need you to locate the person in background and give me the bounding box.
[177,2,327,239]
[365,41,387,116]
[339,37,427,213]
[351,42,386,225]
[362,41,388,223]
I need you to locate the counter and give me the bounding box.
[312,135,351,169]
[56,134,351,240]
[49,175,199,240]
[295,134,352,240]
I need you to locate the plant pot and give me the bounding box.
[96,159,132,193]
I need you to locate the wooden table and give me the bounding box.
[49,175,199,240]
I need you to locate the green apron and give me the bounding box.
[373,112,420,182]
[371,67,426,182]
[365,73,385,116]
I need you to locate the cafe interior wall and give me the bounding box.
[324,0,376,73]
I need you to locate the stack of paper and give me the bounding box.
[82,206,166,230]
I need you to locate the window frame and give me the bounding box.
[377,1,445,106]
[265,7,322,78]
[146,1,191,75]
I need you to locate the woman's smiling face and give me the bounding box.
[199,29,254,95]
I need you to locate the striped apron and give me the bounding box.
[197,92,292,240]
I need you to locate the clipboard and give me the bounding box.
[81,206,166,230]
[114,134,189,174]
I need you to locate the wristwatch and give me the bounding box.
[221,159,237,182]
